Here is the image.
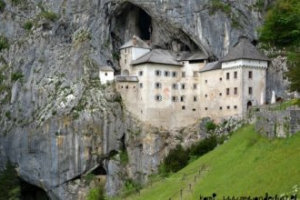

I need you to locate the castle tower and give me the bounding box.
[119,35,151,76]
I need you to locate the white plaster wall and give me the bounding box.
[222,59,268,69]
[132,47,150,60]
[99,71,114,85]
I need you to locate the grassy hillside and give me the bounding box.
[119,125,300,200]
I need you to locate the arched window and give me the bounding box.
[155,70,161,76]
[123,69,129,76]
[155,82,162,89]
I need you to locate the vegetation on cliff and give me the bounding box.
[118,125,300,200]
[259,0,300,92]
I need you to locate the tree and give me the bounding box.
[259,0,300,92]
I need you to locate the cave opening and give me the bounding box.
[138,9,152,40]
[20,179,49,200]
[90,164,107,176]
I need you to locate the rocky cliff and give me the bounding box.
[0,0,284,199]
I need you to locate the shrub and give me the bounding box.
[205,120,217,132]
[120,149,129,165]
[87,183,105,200]
[0,0,5,12]
[162,145,189,174]
[5,111,11,120]
[41,10,58,22]
[73,29,91,43]
[11,0,22,6]
[122,179,142,196]
[23,21,33,31]
[0,162,21,200]
[11,72,23,81]
[0,35,9,52]
[189,135,218,157]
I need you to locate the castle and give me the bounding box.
[101,36,269,129]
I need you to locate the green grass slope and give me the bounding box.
[122,125,300,200]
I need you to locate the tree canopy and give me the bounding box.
[259,0,300,92]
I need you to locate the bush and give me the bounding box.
[205,121,217,132]
[87,183,105,200]
[0,162,21,200]
[23,21,33,31]
[0,0,5,12]
[122,179,142,197]
[0,35,9,52]
[189,136,218,157]
[162,145,189,174]
[120,149,129,165]
[11,72,23,81]
[41,10,58,21]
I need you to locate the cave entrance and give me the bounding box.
[20,179,49,200]
[90,164,107,176]
[138,8,152,40]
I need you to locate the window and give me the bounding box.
[172,71,177,77]
[219,93,222,96]
[164,71,170,77]
[205,94,208,98]
[124,58,127,64]
[172,96,178,102]
[205,107,208,110]
[155,82,161,89]
[139,83,143,88]
[193,84,197,89]
[193,96,197,102]
[155,70,161,76]
[105,72,108,76]
[227,106,230,109]
[219,77,222,81]
[182,106,186,110]
[249,87,253,95]
[172,83,178,89]
[234,105,238,109]
[219,107,223,110]
[226,88,230,95]
[193,71,198,77]
[121,85,123,89]
[180,96,185,102]
[155,95,162,101]
[205,80,208,83]
[234,71,237,79]
[226,72,230,80]
[181,84,185,89]
[249,71,253,79]
[192,108,196,111]
[182,72,186,77]
[234,87,238,95]
[138,71,143,76]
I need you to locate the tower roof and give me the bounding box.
[221,37,270,62]
[120,35,151,49]
[131,49,183,66]
[99,66,114,72]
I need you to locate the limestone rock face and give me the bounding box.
[0,0,286,199]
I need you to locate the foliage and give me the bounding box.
[11,0,23,6]
[209,0,231,15]
[41,10,59,22]
[0,35,9,52]
[273,98,300,110]
[87,183,105,200]
[121,126,300,200]
[11,72,23,81]
[259,0,300,92]
[122,179,142,197]
[120,149,129,165]
[253,0,265,11]
[84,173,96,184]
[205,121,217,132]
[189,136,218,158]
[161,145,189,174]
[23,21,33,31]
[0,162,21,200]
[0,0,5,12]
[73,29,91,43]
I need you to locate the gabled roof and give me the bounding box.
[115,75,139,82]
[177,51,208,61]
[199,61,221,73]
[221,37,270,62]
[99,66,114,72]
[120,35,150,49]
[131,49,183,66]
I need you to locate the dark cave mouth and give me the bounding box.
[110,2,202,54]
[20,179,49,200]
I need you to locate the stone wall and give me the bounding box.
[254,107,300,138]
